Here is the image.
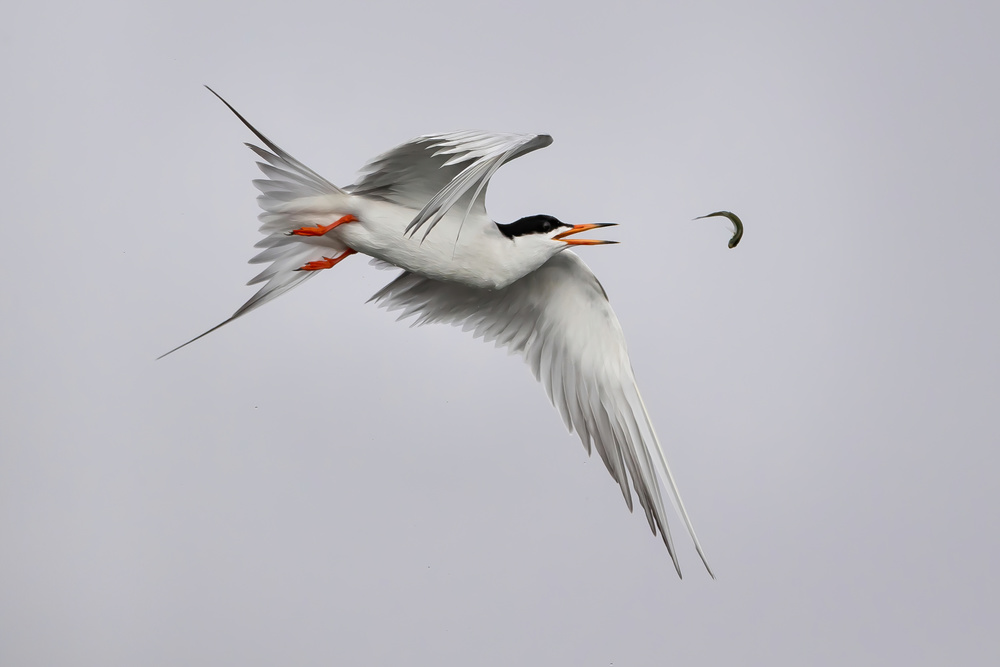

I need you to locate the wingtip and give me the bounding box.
[665,542,683,579]
[699,549,717,579]
[657,518,684,579]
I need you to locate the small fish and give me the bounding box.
[695,211,743,248]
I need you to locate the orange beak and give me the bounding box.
[553,223,618,245]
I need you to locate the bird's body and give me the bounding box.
[334,196,554,289]
[163,88,713,577]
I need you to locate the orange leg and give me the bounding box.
[288,214,358,237]
[296,248,357,272]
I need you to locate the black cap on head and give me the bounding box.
[497,214,567,239]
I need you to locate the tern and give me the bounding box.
[163,87,713,577]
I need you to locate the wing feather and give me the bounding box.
[350,131,552,242]
[369,252,713,577]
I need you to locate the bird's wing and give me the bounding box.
[350,131,553,241]
[369,252,713,577]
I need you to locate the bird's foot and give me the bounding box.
[296,248,357,271]
[288,214,358,237]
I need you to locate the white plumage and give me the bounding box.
[162,88,713,578]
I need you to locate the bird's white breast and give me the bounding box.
[337,196,549,289]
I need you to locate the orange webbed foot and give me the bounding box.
[296,248,357,272]
[288,214,358,237]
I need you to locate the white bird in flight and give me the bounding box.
[163,87,713,578]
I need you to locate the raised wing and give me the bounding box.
[369,252,713,577]
[350,131,552,242]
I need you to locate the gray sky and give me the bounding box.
[2,1,998,665]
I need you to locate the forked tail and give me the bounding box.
[159,88,355,359]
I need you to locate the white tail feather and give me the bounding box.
[159,88,353,359]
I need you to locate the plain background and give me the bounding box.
[2,1,998,665]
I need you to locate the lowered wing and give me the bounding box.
[369,252,713,577]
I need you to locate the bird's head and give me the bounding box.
[497,214,617,259]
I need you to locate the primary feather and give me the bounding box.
[370,252,714,578]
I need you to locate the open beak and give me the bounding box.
[553,223,618,245]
